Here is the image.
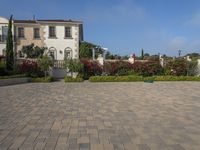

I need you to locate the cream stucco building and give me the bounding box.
[0,16,9,56]
[0,16,83,61]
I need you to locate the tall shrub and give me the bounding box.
[6,15,14,71]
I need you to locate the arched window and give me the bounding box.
[64,47,72,59]
[48,47,57,60]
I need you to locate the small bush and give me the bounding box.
[38,55,53,77]
[31,76,54,83]
[19,60,44,77]
[65,59,83,76]
[64,76,83,82]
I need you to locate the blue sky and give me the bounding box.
[1,0,200,56]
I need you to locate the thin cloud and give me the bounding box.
[84,1,146,24]
[190,40,200,51]
[185,12,200,28]
[168,36,187,50]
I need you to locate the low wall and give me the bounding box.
[49,68,71,79]
[0,77,31,86]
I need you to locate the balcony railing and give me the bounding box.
[53,60,65,68]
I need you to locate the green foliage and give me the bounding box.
[165,59,187,76]
[154,76,200,81]
[31,76,54,82]
[21,43,46,58]
[143,76,155,81]
[0,58,5,68]
[89,76,143,82]
[186,60,198,76]
[103,61,132,76]
[105,52,124,60]
[6,15,14,71]
[132,61,164,76]
[64,76,83,82]
[89,75,200,82]
[38,55,53,77]
[0,74,26,79]
[144,53,150,57]
[65,59,83,74]
[105,51,114,59]
[185,53,200,60]
[79,42,94,58]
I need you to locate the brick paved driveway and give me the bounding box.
[0,81,200,150]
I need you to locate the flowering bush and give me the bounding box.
[19,60,44,77]
[165,59,187,76]
[103,61,133,76]
[132,61,163,76]
[81,59,103,79]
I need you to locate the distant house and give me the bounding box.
[0,16,84,61]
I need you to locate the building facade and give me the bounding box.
[14,20,45,57]
[0,16,9,56]
[0,16,83,60]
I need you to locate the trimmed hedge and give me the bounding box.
[64,76,84,82]
[154,76,200,81]
[0,74,27,79]
[89,75,200,82]
[31,76,54,83]
[89,76,143,82]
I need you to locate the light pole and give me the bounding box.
[178,50,182,57]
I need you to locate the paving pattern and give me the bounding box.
[0,81,200,150]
